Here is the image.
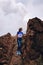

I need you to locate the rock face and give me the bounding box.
[0,33,23,65]
[0,17,43,65]
[22,17,43,65]
[26,17,43,58]
[0,33,15,65]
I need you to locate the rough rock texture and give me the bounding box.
[0,17,43,65]
[0,33,16,65]
[22,17,43,65]
[0,33,23,65]
[26,17,43,59]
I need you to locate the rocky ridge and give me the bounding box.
[0,17,43,65]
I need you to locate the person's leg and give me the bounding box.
[17,39,22,55]
[17,39,21,55]
[18,39,22,54]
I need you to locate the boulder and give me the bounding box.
[22,17,43,65]
[0,33,15,65]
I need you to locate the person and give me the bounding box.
[17,28,23,55]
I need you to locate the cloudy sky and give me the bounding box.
[0,0,43,36]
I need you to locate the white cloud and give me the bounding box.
[23,0,43,21]
[0,0,43,36]
[0,0,27,36]
[33,0,43,5]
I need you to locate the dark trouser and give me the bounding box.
[17,38,22,53]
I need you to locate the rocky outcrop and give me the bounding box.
[0,17,43,65]
[0,33,23,65]
[0,33,15,65]
[22,17,43,65]
[26,17,43,58]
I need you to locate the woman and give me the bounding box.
[17,28,23,55]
